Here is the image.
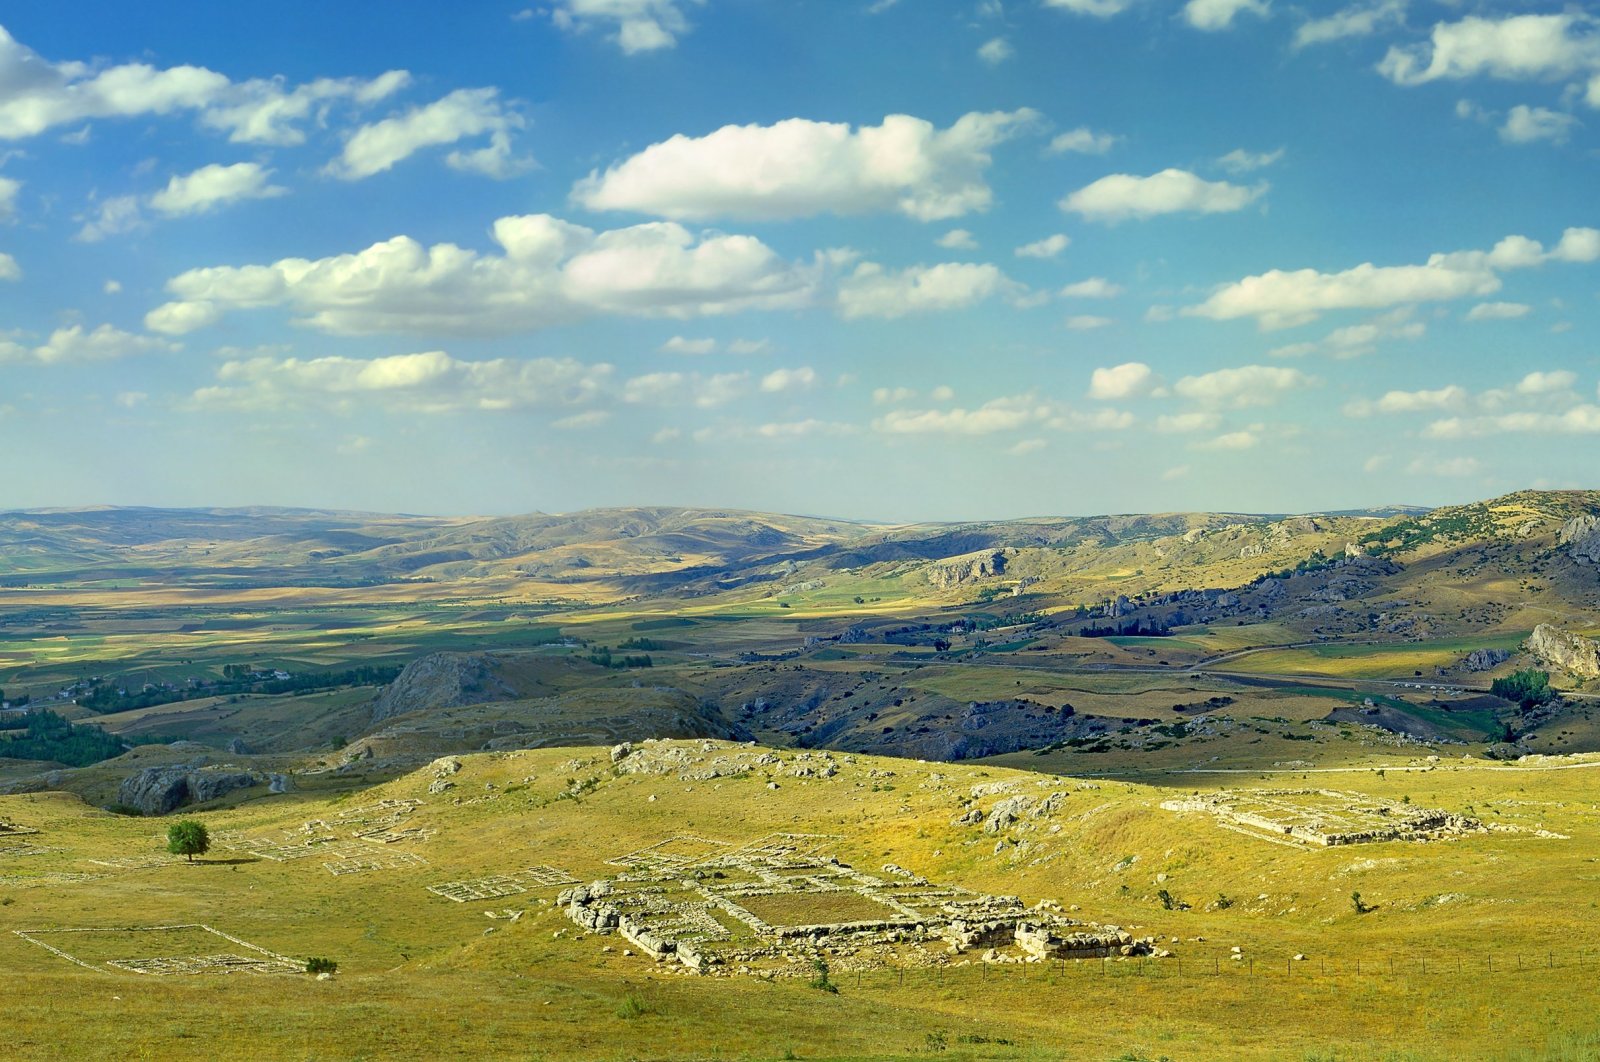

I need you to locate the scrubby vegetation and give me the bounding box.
[0,710,171,767]
[1492,669,1557,710]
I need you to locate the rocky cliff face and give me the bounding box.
[928,550,1008,590]
[371,651,518,723]
[1525,624,1600,679]
[1559,515,1600,565]
[117,765,261,815]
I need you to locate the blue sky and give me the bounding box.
[0,1,1596,520]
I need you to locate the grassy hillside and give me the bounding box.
[4,740,1600,1060]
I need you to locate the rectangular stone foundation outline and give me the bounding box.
[13,924,299,975]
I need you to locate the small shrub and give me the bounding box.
[305,956,338,975]
[615,991,650,1019]
[808,957,838,994]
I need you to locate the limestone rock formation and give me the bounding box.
[117,765,261,815]
[1462,648,1512,672]
[371,652,517,723]
[1559,515,1600,565]
[928,550,1007,589]
[1525,624,1600,679]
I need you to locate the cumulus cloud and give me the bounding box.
[1088,362,1163,401]
[148,162,286,215]
[1065,314,1113,330]
[0,25,406,144]
[1042,0,1135,18]
[1062,169,1267,221]
[551,0,701,54]
[622,370,748,408]
[1293,0,1406,49]
[875,394,1047,436]
[1184,0,1270,32]
[1379,14,1600,87]
[1155,411,1222,433]
[0,252,20,280]
[1426,408,1600,438]
[572,109,1038,222]
[1015,234,1070,259]
[978,38,1014,64]
[1059,277,1123,298]
[1500,105,1577,144]
[1344,384,1469,417]
[837,261,1022,319]
[145,213,820,336]
[1216,147,1283,173]
[327,87,525,180]
[1173,364,1314,406]
[0,176,19,218]
[1047,127,1118,155]
[759,366,817,393]
[0,324,172,364]
[1184,228,1599,329]
[194,351,611,412]
[75,195,144,242]
[1195,429,1259,450]
[937,229,978,250]
[1515,369,1577,395]
[755,419,858,438]
[1466,301,1531,321]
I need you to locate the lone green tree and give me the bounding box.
[167,819,209,862]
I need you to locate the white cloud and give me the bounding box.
[75,195,144,242]
[1155,411,1221,433]
[1465,301,1531,321]
[1318,306,1425,357]
[1184,0,1270,33]
[1042,0,1135,18]
[1426,407,1600,438]
[1047,127,1118,155]
[1196,429,1259,450]
[1065,314,1113,330]
[146,213,820,336]
[551,0,701,53]
[446,129,535,179]
[195,351,612,413]
[727,337,770,355]
[759,366,817,393]
[148,162,286,216]
[1293,1,1406,49]
[0,25,407,144]
[1379,14,1600,87]
[622,370,748,408]
[0,324,171,365]
[327,88,523,180]
[573,109,1038,222]
[874,394,1045,435]
[115,391,148,409]
[0,176,18,218]
[756,419,857,438]
[837,261,1021,319]
[1006,438,1046,456]
[0,253,18,281]
[930,384,955,402]
[1500,105,1577,145]
[937,229,978,250]
[103,279,121,294]
[552,410,612,430]
[1184,229,1600,329]
[1515,370,1577,395]
[978,38,1014,64]
[1088,362,1163,401]
[1059,277,1123,298]
[1344,384,1469,417]
[1063,169,1267,221]
[1173,364,1314,406]
[872,386,918,406]
[1216,147,1283,173]
[1015,234,1070,259]
[1161,464,1191,480]
[661,336,717,355]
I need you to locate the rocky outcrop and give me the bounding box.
[1559,515,1600,565]
[371,652,518,723]
[1462,648,1512,672]
[116,765,261,815]
[1525,624,1600,679]
[928,550,1007,590]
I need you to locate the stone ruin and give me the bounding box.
[215,798,433,865]
[561,833,1159,977]
[1160,789,1488,847]
[0,819,40,836]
